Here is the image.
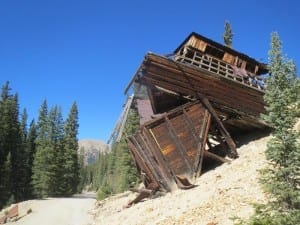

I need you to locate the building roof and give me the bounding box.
[174,32,268,71]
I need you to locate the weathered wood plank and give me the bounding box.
[127,136,160,188]
[146,53,265,99]
[142,58,265,116]
[142,69,265,116]
[142,128,177,191]
[164,115,193,174]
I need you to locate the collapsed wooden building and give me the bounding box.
[124,32,269,205]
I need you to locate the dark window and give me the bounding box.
[205,45,224,60]
[246,63,256,74]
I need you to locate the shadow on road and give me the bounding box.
[71,192,97,199]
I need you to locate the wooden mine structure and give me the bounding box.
[125,32,269,206]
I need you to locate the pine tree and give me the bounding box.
[0,82,12,208]
[47,106,65,196]
[10,101,27,202]
[241,32,300,224]
[24,119,37,199]
[20,109,28,144]
[32,100,51,198]
[115,140,135,191]
[97,152,109,188]
[0,153,11,209]
[32,101,81,197]
[63,102,80,195]
[0,82,27,205]
[0,82,37,207]
[105,144,118,192]
[223,20,233,48]
[19,109,29,199]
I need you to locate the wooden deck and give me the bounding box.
[174,46,264,90]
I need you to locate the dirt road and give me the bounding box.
[10,193,96,225]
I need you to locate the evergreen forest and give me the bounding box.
[0,81,140,210]
[0,82,80,209]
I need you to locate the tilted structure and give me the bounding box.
[124,32,269,206]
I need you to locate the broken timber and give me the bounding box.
[127,101,232,204]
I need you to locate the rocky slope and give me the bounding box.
[91,132,270,225]
[78,139,109,165]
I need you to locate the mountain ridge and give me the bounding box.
[78,139,109,165]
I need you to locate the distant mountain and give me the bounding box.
[78,139,109,165]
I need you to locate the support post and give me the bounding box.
[196,93,237,158]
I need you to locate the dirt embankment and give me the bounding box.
[91,133,269,225]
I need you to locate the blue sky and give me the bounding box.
[0,0,299,141]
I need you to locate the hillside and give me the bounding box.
[91,131,270,225]
[78,139,109,164]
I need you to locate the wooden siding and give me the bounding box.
[128,102,213,191]
[138,53,265,117]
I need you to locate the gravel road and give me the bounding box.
[9,193,96,225]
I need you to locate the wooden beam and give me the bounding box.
[204,151,230,163]
[197,94,237,158]
[124,65,143,95]
[129,135,162,189]
[194,110,211,177]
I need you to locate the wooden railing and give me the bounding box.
[174,47,264,91]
